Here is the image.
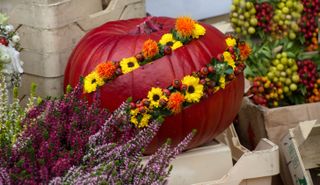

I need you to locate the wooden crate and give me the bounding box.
[0,0,146,97]
[280,120,320,185]
[209,126,280,185]
[149,124,280,185]
[237,97,320,149]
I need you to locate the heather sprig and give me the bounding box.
[8,82,110,184]
[50,110,195,185]
[0,167,10,185]
[88,101,134,149]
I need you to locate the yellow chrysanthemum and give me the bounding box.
[225,37,237,47]
[130,108,139,126]
[147,87,167,108]
[213,86,220,92]
[139,113,152,128]
[83,71,105,93]
[219,75,226,89]
[192,23,206,39]
[130,116,138,126]
[172,41,183,50]
[130,108,139,117]
[181,75,204,103]
[120,57,140,74]
[159,33,175,46]
[223,51,236,69]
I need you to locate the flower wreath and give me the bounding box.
[82,16,251,128]
[83,16,206,93]
[129,37,250,128]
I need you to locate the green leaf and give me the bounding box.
[298,35,306,44]
[286,42,293,49]
[287,52,296,58]
[299,85,307,96]
[211,58,218,66]
[287,93,306,105]
[225,68,233,75]
[244,66,255,77]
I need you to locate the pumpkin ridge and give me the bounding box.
[166,54,177,81]
[197,37,216,60]
[83,35,122,76]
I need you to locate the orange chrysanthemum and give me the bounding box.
[96,61,116,80]
[142,39,159,59]
[239,42,252,61]
[167,92,185,114]
[175,16,195,38]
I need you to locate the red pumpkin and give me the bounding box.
[64,17,244,154]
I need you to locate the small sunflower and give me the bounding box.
[147,87,167,108]
[225,37,237,47]
[167,92,185,114]
[159,34,184,50]
[142,39,159,59]
[223,51,236,69]
[96,61,116,80]
[192,24,206,39]
[84,71,105,93]
[139,113,152,128]
[120,57,140,74]
[181,76,204,103]
[175,16,195,38]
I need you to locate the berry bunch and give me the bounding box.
[267,52,300,95]
[308,79,320,102]
[247,77,283,107]
[271,0,304,39]
[300,0,320,51]
[255,2,274,33]
[230,0,258,35]
[297,59,318,94]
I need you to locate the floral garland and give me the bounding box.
[129,37,251,128]
[84,16,206,93]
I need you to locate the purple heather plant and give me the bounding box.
[1,82,195,184]
[8,82,111,184]
[0,167,10,185]
[49,102,196,185]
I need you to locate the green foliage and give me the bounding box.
[244,38,305,78]
[0,74,24,162]
[0,74,41,163]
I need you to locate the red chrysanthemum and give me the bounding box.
[167,92,185,114]
[175,16,195,37]
[239,42,252,61]
[96,61,117,80]
[142,39,159,59]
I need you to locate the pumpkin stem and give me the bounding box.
[136,16,162,34]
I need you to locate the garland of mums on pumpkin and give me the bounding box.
[83,16,206,93]
[129,37,251,128]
